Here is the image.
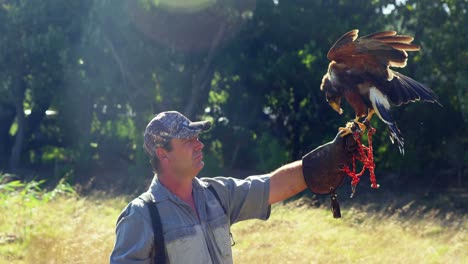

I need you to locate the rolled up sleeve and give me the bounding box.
[203,174,271,224]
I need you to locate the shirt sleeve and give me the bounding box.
[110,199,154,264]
[203,174,271,224]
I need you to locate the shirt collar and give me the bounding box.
[148,174,206,202]
[148,175,171,202]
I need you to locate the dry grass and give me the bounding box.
[232,202,467,264]
[0,192,466,264]
[0,192,127,264]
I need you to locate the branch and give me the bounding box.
[184,20,227,117]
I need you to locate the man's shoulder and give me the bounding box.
[197,176,241,191]
[116,195,151,226]
[198,176,231,185]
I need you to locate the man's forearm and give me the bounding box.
[268,160,308,204]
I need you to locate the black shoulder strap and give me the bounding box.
[207,185,227,216]
[207,185,235,246]
[139,192,166,264]
[139,185,234,264]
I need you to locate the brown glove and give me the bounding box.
[302,129,358,217]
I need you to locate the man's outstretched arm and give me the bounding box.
[268,131,358,205]
[268,160,307,204]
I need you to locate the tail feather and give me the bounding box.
[388,122,405,155]
[375,100,405,155]
[369,87,405,155]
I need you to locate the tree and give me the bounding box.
[0,0,91,171]
[0,0,465,190]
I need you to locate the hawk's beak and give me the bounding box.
[329,100,343,114]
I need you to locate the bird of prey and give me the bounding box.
[320,29,441,154]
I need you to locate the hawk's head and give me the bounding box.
[321,74,343,114]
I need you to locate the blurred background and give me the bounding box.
[0,0,466,196]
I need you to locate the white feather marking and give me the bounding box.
[387,68,394,81]
[330,70,339,86]
[369,87,392,124]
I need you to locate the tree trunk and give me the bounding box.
[26,103,49,138]
[0,104,15,168]
[184,21,227,118]
[9,75,26,172]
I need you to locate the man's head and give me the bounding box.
[144,111,211,177]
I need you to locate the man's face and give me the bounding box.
[164,136,205,179]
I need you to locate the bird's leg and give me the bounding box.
[338,116,364,137]
[354,118,367,133]
[342,110,374,136]
[362,109,375,129]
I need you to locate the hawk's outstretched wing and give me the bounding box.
[321,29,441,154]
[327,29,439,106]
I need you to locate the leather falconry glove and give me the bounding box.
[302,129,359,218]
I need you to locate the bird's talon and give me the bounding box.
[338,127,353,137]
[339,121,360,137]
[355,121,367,133]
[362,119,371,129]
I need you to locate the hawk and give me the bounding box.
[320,29,441,154]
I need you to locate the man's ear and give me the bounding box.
[156,148,168,162]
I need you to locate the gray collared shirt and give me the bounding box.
[110,174,271,264]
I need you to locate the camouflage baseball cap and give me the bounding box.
[143,111,211,157]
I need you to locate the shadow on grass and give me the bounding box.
[287,176,467,229]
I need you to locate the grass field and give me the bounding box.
[232,202,466,264]
[0,182,466,264]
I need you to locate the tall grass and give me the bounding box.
[232,202,467,264]
[0,176,127,264]
[0,176,466,263]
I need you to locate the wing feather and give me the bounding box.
[374,35,415,43]
[326,29,422,80]
[327,29,359,61]
[323,29,439,155]
[383,42,420,51]
[386,71,441,106]
[361,31,397,39]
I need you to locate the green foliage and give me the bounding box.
[0,179,122,263]
[0,174,76,203]
[0,173,77,250]
[254,133,291,172]
[0,0,465,189]
[201,139,225,176]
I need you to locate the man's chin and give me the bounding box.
[191,161,204,176]
[196,161,205,171]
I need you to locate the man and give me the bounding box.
[110,111,356,263]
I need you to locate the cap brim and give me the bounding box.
[174,120,212,139]
[188,120,211,132]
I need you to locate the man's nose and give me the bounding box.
[194,138,204,151]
